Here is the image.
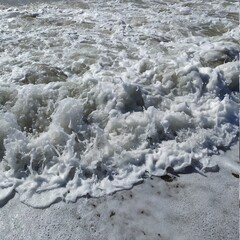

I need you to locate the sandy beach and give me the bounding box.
[0,143,238,240]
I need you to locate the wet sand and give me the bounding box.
[0,144,238,240]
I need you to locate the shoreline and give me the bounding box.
[0,1,239,239]
[0,144,238,240]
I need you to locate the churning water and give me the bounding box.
[0,0,239,207]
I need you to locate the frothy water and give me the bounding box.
[0,0,239,208]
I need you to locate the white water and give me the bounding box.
[0,0,239,208]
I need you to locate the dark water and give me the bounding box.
[0,0,62,6]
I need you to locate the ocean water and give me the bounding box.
[0,0,239,208]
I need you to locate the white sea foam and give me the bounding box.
[0,0,239,207]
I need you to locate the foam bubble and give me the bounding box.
[0,0,239,207]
